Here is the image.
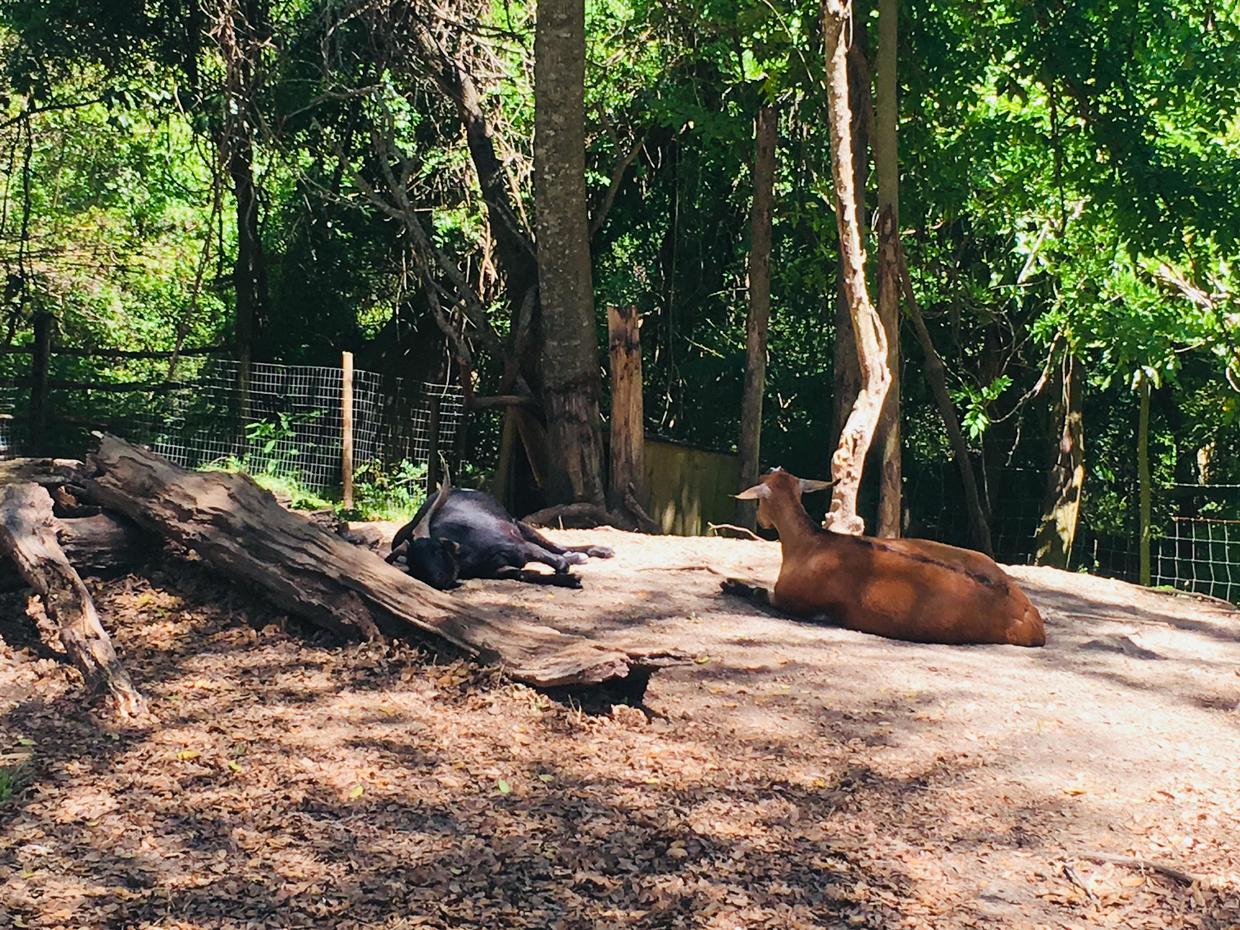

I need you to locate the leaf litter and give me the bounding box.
[0,528,1238,929]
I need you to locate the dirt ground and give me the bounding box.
[1,527,1238,930]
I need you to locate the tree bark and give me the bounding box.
[534,0,607,506]
[608,305,647,513]
[737,104,778,528]
[1137,374,1152,585]
[831,38,869,448]
[75,436,680,692]
[822,0,891,535]
[873,0,902,537]
[1033,351,1085,567]
[0,483,148,719]
[215,0,269,413]
[896,247,993,555]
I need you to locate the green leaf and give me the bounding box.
[497,779,512,795]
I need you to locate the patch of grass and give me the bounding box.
[198,456,427,523]
[0,746,34,806]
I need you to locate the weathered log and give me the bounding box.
[0,483,149,718]
[77,435,684,693]
[0,510,153,591]
[0,457,84,488]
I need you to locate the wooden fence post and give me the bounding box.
[30,311,52,455]
[608,304,646,510]
[427,394,442,490]
[341,351,354,510]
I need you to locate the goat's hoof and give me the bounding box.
[586,545,614,559]
[563,552,588,565]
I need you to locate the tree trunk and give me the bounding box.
[737,104,779,528]
[1033,351,1085,567]
[76,436,683,694]
[896,247,993,555]
[1137,374,1152,585]
[831,34,869,448]
[873,0,902,537]
[0,483,148,718]
[534,0,607,506]
[608,304,647,513]
[216,0,269,414]
[822,0,892,535]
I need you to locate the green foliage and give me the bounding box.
[2,0,1239,556]
[952,375,1013,442]
[345,460,428,523]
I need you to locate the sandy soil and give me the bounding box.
[1,527,1238,929]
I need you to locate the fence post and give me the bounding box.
[427,394,442,490]
[608,304,647,511]
[341,351,354,510]
[29,311,52,455]
[1138,375,1152,586]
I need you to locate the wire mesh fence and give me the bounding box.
[911,461,1240,603]
[1154,517,1240,603]
[0,355,464,495]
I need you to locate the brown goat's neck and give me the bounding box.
[769,493,823,552]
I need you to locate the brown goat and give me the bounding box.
[731,469,1045,647]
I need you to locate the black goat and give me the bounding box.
[387,481,613,589]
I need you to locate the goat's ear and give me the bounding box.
[798,478,834,495]
[733,483,771,501]
[441,539,461,555]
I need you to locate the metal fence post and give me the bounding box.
[341,351,354,509]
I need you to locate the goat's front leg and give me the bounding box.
[493,567,583,588]
[719,577,772,607]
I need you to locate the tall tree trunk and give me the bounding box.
[737,104,779,528]
[534,0,606,505]
[896,247,993,555]
[1137,374,1152,585]
[1033,350,1085,567]
[831,31,869,447]
[216,0,269,414]
[873,0,902,537]
[822,0,891,535]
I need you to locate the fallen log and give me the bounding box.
[0,457,83,487]
[0,482,149,718]
[0,510,153,591]
[77,435,685,693]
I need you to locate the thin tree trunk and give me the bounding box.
[873,0,901,537]
[1137,374,1152,585]
[737,104,779,528]
[1033,351,1085,567]
[831,33,869,447]
[216,0,269,416]
[822,0,891,535]
[896,247,993,555]
[534,0,606,505]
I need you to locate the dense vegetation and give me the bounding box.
[1,0,1237,569]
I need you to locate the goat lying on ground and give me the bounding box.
[726,468,1046,647]
[388,480,614,589]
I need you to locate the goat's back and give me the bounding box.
[773,532,1046,647]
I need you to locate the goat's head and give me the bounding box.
[405,537,462,590]
[734,467,833,528]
